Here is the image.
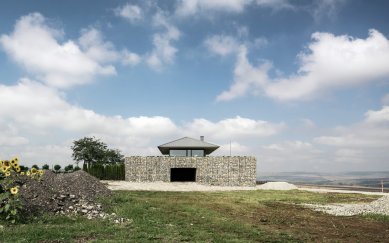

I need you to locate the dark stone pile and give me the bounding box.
[18,170,128,223]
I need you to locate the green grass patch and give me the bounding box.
[0,190,386,242]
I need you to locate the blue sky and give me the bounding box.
[1,0,389,175]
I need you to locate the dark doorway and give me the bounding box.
[170,168,196,182]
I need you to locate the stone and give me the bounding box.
[125,156,256,186]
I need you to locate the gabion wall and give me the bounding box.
[125,156,256,186]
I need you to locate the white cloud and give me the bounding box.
[175,0,250,17]
[311,0,345,21]
[175,0,295,17]
[204,35,241,57]
[122,49,141,66]
[314,106,389,168]
[114,3,143,23]
[0,13,141,89]
[0,79,281,166]
[259,140,325,172]
[0,13,118,89]
[217,29,389,101]
[255,0,294,10]
[146,12,181,70]
[213,142,250,156]
[183,116,284,140]
[382,94,389,105]
[217,46,271,101]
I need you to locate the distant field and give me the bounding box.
[2,190,388,242]
[260,171,389,188]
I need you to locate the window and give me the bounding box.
[191,150,204,157]
[169,149,205,157]
[169,150,187,157]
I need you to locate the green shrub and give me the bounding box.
[0,157,44,223]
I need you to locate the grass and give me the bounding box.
[1,190,388,242]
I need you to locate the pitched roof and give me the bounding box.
[158,137,219,155]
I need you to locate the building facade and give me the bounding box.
[125,137,256,186]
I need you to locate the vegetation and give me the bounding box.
[0,157,44,224]
[71,136,124,167]
[53,164,61,173]
[1,190,388,242]
[83,163,125,180]
[42,164,50,170]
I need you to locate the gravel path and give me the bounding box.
[103,181,301,192]
[304,195,389,216]
[103,181,258,191]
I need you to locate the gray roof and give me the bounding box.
[158,137,219,155]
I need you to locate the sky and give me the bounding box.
[1,0,389,175]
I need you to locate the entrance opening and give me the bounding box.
[170,168,196,182]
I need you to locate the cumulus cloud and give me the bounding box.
[259,140,325,172]
[0,13,117,89]
[0,79,281,166]
[217,29,389,101]
[217,46,271,101]
[204,35,241,57]
[183,116,284,140]
[146,12,181,70]
[175,0,250,17]
[175,0,292,17]
[314,106,389,169]
[114,3,143,23]
[382,93,389,105]
[311,0,346,21]
[0,13,141,89]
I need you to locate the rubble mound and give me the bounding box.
[18,170,113,218]
[258,182,298,190]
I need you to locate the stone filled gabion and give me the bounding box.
[125,156,257,186]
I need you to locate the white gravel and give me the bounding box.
[103,181,301,192]
[104,181,259,191]
[303,195,389,216]
[258,182,298,190]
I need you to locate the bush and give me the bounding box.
[83,163,125,180]
[53,165,61,173]
[32,164,40,170]
[64,164,74,172]
[42,164,50,170]
[74,166,81,171]
[0,157,44,223]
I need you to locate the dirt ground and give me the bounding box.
[204,199,389,242]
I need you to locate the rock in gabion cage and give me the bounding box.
[18,170,129,224]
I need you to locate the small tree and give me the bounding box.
[53,164,61,173]
[64,164,74,172]
[71,137,124,167]
[42,164,50,170]
[32,164,40,170]
[74,165,81,171]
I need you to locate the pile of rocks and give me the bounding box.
[18,170,129,223]
[257,182,298,190]
[304,195,389,216]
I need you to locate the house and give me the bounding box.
[125,136,256,186]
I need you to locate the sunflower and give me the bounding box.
[26,171,31,176]
[15,166,21,173]
[3,160,10,169]
[14,157,19,163]
[31,168,37,174]
[5,171,11,177]
[11,159,19,168]
[20,171,25,176]
[0,166,7,173]
[10,187,18,195]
